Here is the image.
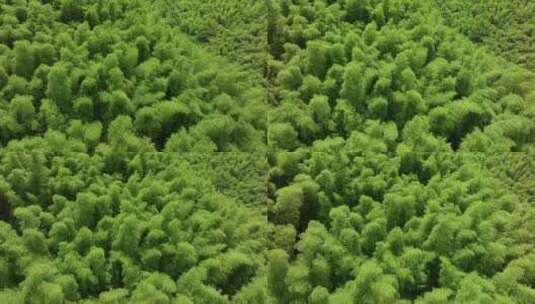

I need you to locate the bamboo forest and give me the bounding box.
[0,0,534,303]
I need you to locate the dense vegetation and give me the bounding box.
[159,0,267,76]
[0,149,269,303]
[0,0,267,152]
[266,0,535,153]
[0,0,534,303]
[265,0,535,302]
[434,0,535,70]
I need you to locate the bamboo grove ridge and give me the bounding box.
[0,0,534,303]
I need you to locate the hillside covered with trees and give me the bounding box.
[0,0,534,303]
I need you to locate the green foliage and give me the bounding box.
[435,0,535,70]
[353,260,399,303]
[159,0,267,74]
[0,0,534,303]
[46,64,72,114]
[0,0,267,152]
[267,0,535,152]
[0,151,268,303]
[13,40,36,80]
[268,146,535,302]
